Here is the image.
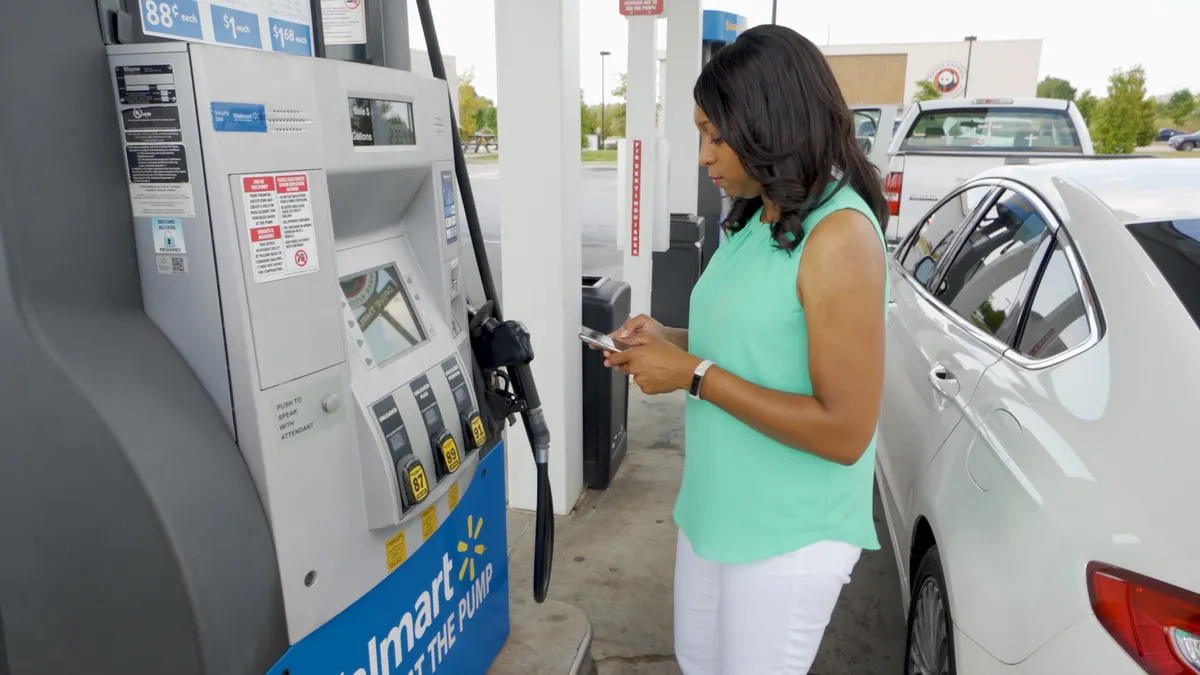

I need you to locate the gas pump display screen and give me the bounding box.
[340,265,426,365]
[348,98,417,147]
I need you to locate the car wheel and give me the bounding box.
[904,546,956,675]
[1181,141,1195,151]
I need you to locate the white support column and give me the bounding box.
[665,0,702,214]
[494,0,583,515]
[621,15,660,319]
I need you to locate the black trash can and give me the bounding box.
[651,214,706,329]
[581,275,632,490]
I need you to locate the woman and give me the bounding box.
[601,24,889,674]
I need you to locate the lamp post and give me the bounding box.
[599,50,611,151]
[963,35,977,98]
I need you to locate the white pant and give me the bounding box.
[673,530,862,675]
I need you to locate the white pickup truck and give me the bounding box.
[882,97,1095,245]
[852,104,904,176]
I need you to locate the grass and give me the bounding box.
[465,149,618,163]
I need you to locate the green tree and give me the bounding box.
[1165,88,1196,127]
[912,80,940,103]
[1037,76,1077,101]
[580,90,593,149]
[1092,66,1156,153]
[1076,89,1100,125]
[610,73,628,137]
[457,67,490,141]
[475,105,498,134]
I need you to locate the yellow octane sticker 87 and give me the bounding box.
[408,464,430,503]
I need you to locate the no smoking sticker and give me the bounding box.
[240,171,320,283]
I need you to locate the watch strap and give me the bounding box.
[689,360,714,400]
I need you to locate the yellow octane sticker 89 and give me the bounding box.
[408,464,430,503]
[385,530,406,572]
[470,415,486,447]
[442,438,461,473]
[421,505,438,541]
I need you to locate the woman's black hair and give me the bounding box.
[694,24,889,252]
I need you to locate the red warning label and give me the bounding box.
[241,172,319,283]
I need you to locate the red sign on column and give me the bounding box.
[630,140,642,257]
[620,0,663,16]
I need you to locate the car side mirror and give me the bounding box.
[914,256,936,285]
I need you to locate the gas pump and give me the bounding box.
[0,0,553,673]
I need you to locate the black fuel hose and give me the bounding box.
[414,0,554,604]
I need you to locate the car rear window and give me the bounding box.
[1127,219,1200,331]
[900,106,1082,152]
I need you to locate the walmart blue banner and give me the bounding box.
[265,444,510,675]
[702,10,747,44]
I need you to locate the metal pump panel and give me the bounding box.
[106,40,493,645]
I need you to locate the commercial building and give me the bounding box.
[820,38,1043,106]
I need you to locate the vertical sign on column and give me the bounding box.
[630,140,642,257]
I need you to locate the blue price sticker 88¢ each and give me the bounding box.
[269,17,313,56]
[140,0,204,40]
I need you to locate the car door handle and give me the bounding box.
[928,364,961,398]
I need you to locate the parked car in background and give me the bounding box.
[883,97,1094,246]
[851,104,904,176]
[877,157,1200,674]
[1155,127,1188,143]
[1169,130,1199,151]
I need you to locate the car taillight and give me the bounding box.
[884,172,902,217]
[1088,562,1200,675]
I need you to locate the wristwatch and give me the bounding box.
[689,360,714,400]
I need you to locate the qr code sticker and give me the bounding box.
[157,255,188,275]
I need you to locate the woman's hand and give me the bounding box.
[612,314,666,346]
[603,337,701,395]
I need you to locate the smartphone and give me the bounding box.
[579,326,629,352]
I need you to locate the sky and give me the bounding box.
[407,0,1198,106]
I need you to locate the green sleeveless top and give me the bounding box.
[674,183,888,564]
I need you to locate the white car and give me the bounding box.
[876,157,1200,674]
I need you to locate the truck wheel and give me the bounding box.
[904,546,956,675]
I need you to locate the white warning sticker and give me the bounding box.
[241,172,320,283]
[129,184,196,218]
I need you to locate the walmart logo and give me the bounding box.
[458,514,486,581]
